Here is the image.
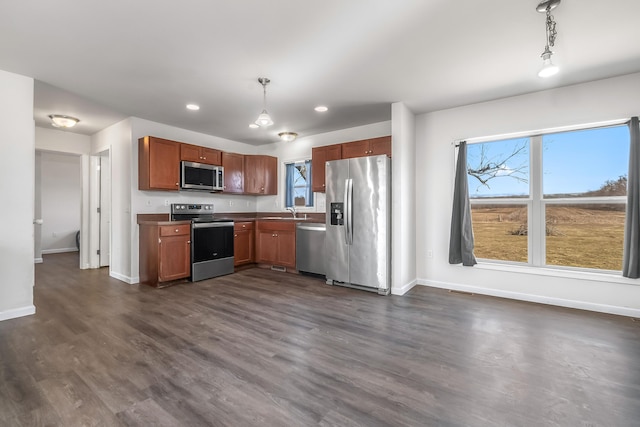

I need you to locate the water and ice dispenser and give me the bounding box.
[330,202,344,226]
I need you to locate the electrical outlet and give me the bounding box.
[164,200,170,206]
[146,200,152,206]
[229,200,234,207]
[427,250,433,258]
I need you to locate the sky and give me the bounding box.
[467,125,630,198]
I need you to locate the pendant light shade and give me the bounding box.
[255,78,274,127]
[256,110,274,127]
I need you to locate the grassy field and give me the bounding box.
[471,205,625,270]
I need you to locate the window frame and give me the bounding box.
[467,123,629,274]
[283,158,314,210]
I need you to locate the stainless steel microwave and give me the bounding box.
[180,161,224,192]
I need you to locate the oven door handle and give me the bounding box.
[192,222,234,229]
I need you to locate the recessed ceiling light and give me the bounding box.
[186,104,200,111]
[314,105,328,112]
[249,123,259,129]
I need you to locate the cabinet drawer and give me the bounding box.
[159,224,191,237]
[234,221,254,231]
[256,221,296,232]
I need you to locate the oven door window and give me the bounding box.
[193,225,234,262]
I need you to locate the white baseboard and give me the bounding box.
[41,248,78,255]
[34,257,43,264]
[110,271,138,284]
[392,279,417,296]
[0,305,36,322]
[417,279,640,318]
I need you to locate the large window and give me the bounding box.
[285,160,313,208]
[468,124,629,272]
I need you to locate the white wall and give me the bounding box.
[91,118,132,282]
[416,72,640,317]
[35,126,91,154]
[391,103,416,294]
[0,69,35,321]
[39,152,81,253]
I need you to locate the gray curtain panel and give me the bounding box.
[622,116,640,278]
[449,141,477,266]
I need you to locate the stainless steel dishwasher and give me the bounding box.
[296,222,326,276]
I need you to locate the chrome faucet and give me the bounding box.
[286,206,297,218]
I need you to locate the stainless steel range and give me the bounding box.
[170,204,234,281]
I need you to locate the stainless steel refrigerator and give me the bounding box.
[325,155,391,295]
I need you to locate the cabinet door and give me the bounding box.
[200,147,222,165]
[243,155,261,194]
[341,139,369,159]
[139,136,180,191]
[369,136,392,157]
[222,152,244,193]
[158,235,191,282]
[180,143,201,163]
[181,144,222,165]
[234,222,254,266]
[244,155,277,195]
[262,156,277,195]
[256,230,278,264]
[276,230,296,268]
[312,144,342,192]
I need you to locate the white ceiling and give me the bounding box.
[2,0,640,145]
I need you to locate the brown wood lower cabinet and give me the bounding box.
[139,222,191,287]
[234,221,254,266]
[255,221,296,269]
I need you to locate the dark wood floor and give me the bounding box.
[1,253,639,426]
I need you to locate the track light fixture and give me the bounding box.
[536,0,561,78]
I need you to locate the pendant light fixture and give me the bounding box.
[536,0,561,78]
[255,77,274,127]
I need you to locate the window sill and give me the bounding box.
[471,261,640,286]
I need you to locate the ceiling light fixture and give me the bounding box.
[278,132,298,142]
[48,114,79,128]
[249,123,259,129]
[314,105,328,112]
[536,0,561,78]
[255,77,274,127]
[186,104,200,111]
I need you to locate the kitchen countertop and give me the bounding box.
[137,212,325,225]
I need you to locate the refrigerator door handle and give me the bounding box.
[343,179,350,245]
[346,178,353,245]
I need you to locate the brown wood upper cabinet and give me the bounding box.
[311,144,342,193]
[138,136,181,191]
[222,152,244,193]
[341,136,391,159]
[180,143,222,165]
[244,155,277,195]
